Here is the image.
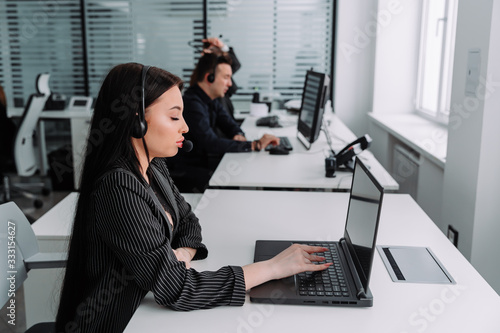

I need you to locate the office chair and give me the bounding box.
[35,73,51,96]
[2,93,51,208]
[1,201,67,332]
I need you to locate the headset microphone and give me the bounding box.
[182,140,193,152]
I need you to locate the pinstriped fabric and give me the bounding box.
[68,158,246,332]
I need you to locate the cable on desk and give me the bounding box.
[293,149,326,155]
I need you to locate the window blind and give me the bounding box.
[207,0,334,101]
[0,0,85,107]
[84,0,204,98]
[1,0,334,105]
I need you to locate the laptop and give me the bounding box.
[249,157,384,307]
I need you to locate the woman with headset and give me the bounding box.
[55,63,331,332]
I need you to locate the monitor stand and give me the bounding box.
[297,131,312,150]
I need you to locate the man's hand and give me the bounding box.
[233,134,247,141]
[258,134,280,149]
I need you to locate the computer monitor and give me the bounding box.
[297,70,330,150]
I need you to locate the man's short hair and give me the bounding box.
[190,53,232,86]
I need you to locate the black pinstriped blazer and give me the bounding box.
[68,158,246,332]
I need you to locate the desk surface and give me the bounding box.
[209,112,399,191]
[124,190,500,333]
[8,106,92,119]
[32,192,203,240]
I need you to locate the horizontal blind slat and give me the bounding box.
[207,0,332,99]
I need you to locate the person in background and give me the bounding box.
[55,63,330,332]
[201,37,241,119]
[168,52,279,193]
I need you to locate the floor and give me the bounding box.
[1,177,70,332]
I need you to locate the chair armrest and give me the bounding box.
[25,252,67,269]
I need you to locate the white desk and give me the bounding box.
[209,112,399,191]
[8,107,92,189]
[125,190,500,333]
[8,107,92,119]
[31,192,203,244]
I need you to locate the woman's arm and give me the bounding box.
[242,244,331,290]
[94,173,246,310]
[173,247,196,268]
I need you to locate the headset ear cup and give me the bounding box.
[207,73,215,83]
[131,116,147,138]
[132,64,150,139]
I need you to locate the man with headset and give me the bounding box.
[168,50,279,193]
[201,37,240,120]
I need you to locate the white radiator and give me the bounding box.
[392,144,421,200]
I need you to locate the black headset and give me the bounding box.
[207,54,225,83]
[132,65,150,139]
[207,62,216,83]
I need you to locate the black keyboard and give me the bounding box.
[297,243,351,297]
[265,136,293,151]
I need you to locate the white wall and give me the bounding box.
[441,0,500,293]
[335,0,422,135]
[372,0,422,115]
[470,1,500,293]
[334,0,378,136]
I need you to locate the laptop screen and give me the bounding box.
[344,157,384,292]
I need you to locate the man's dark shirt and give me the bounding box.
[167,84,251,192]
[183,84,251,158]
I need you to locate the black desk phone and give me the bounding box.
[325,134,372,177]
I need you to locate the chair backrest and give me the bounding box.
[35,73,51,96]
[0,85,17,166]
[14,93,49,177]
[0,201,41,307]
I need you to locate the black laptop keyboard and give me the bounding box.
[297,243,351,297]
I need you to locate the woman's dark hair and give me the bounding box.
[55,63,183,331]
[0,84,7,108]
[189,52,232,86]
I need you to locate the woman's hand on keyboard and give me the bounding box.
[268,244,332,280]
[242,244,331,290]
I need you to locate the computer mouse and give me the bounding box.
[256,116,282,128]
[268,118,282,128]
[268,146,289,155]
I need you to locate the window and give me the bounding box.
[416,0,457,122]
[84,0,203,98]
[0,0,85,107]
[207,0,334,101]
[0,0,334,105]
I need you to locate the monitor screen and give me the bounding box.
[297,70,330,149]
[344,158,384,292]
